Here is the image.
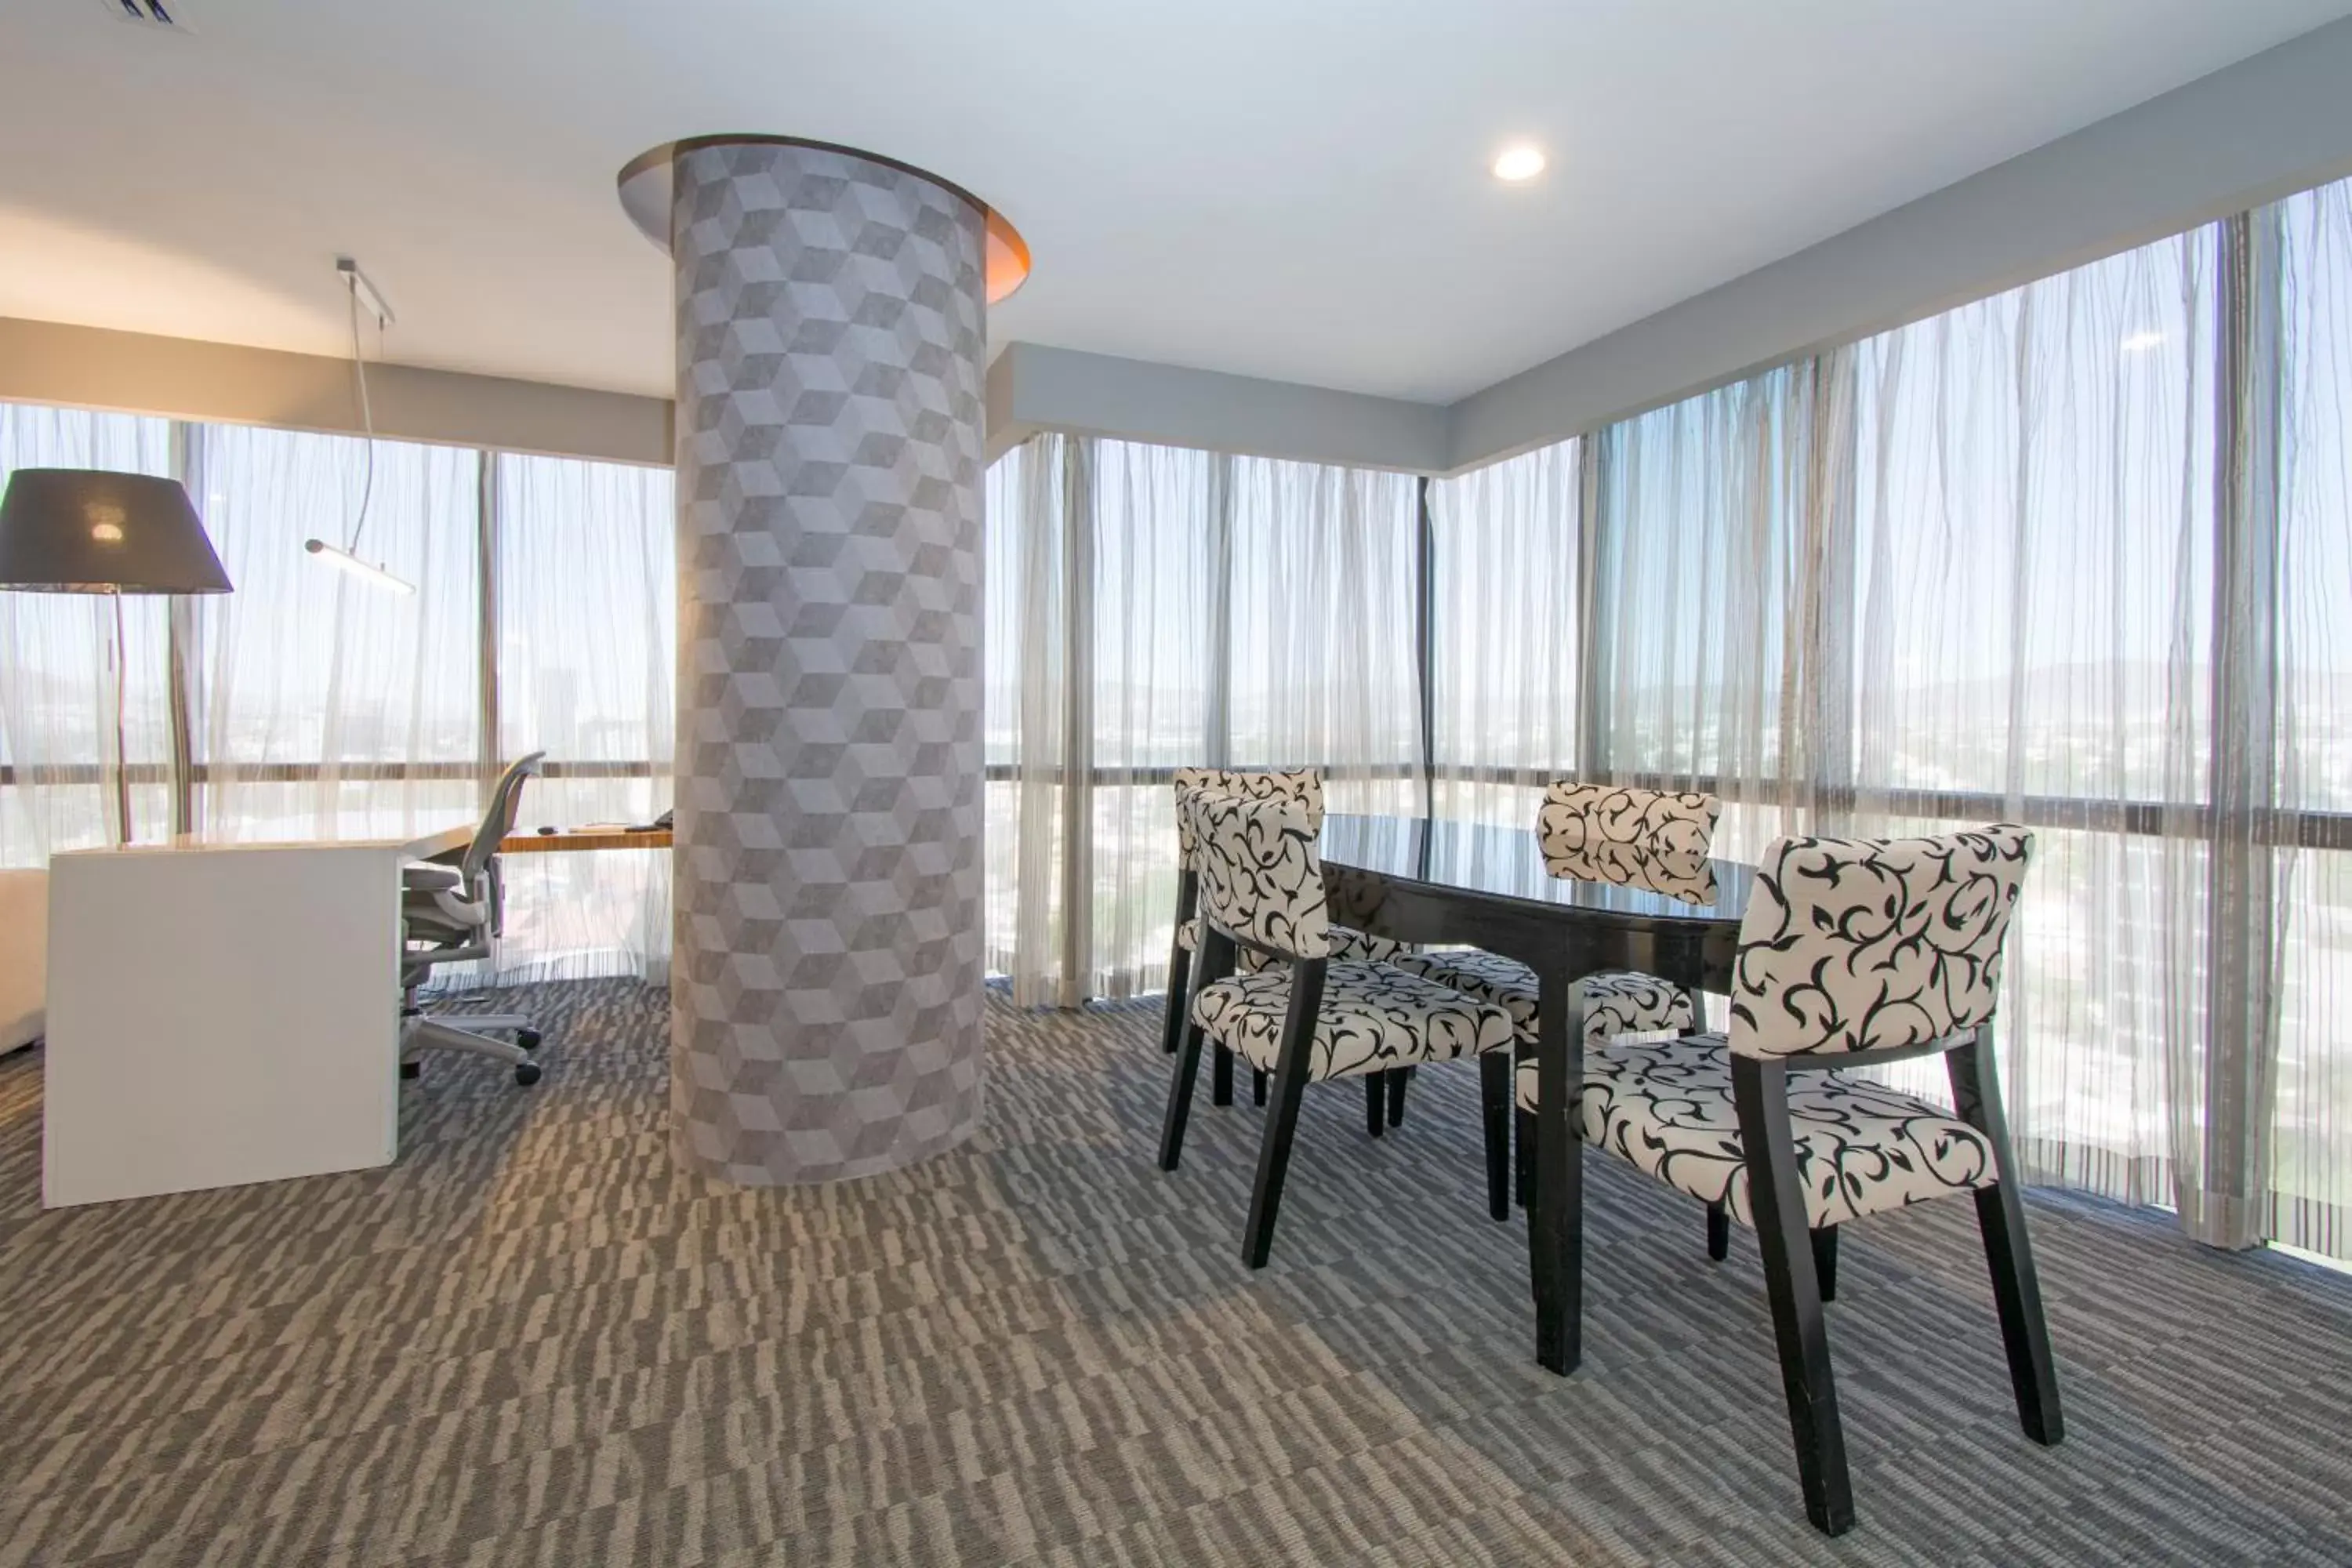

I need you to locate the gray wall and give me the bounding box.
[0,315,671,467]
[985,342,1449,474]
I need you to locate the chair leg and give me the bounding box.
[1949,1030,2063,1446]
[1811,1225,1838,1304]
[1733,1054,1855,1537]
[1252,1068,1267,1106]
[1156,1010,1208,1174]
[1160,937,1193,1056]
[1213,1044,1234,1107]
[1707,1200,1730,1261]
[1243,960,1326,1269]
[1515,1038,1534,1207]
[1387,1065,1410,1128]
[1365,1074,1386,1138]
[1479,1051,1511,1221]
[1160,928,1234,1174]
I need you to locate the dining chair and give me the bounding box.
[1157,789,1519,1263]
[1515,825,2059,1535]
[1160,767,1411,1130]
[1391,782,1721,1202]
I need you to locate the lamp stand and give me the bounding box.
[108,591,132,845]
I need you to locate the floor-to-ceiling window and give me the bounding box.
[1837,225,2219,1218]
[1407,172,2352,1260]
[0,409,674,983]
[1427,438,1580,829]
[492,452,676,981]
[2273,175,2352,1257]
[984,433,1421,1006]
[189,425,483,843]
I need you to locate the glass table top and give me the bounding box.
[1319,813,1755,926]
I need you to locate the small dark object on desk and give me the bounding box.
[536,826,557,835]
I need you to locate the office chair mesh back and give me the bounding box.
[463,753,545,878]
[446,753,544,938]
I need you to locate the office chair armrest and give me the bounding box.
[426,888,492,928]
[403,864,464,893]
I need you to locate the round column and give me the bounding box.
[656,138,993,1184]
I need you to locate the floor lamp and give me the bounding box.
[0,469,233,844]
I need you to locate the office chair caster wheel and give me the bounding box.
[514,1061,543,1087]
[516,1028,542,1052]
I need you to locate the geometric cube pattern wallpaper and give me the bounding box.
[667,140,987,1184]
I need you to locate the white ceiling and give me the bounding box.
[2,0,2347,406]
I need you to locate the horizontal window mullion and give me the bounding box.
[0,759,668,787]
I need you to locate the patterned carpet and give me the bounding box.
[2,980,2350,1566]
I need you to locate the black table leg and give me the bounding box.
[1529,955,1584,1375]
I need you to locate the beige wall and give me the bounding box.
[0,316,673,466]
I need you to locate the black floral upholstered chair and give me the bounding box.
[1518,825,2060,1535]
[1158,790,1519,1264]
[1393,782,1722,1203]
[1160,768,1410,1132]
[1396,782,1721,1048]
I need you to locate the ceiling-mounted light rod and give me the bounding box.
[304,537,414,596]
[336,256,395,329]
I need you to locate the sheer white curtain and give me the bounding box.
[1471,185,2350,1258]
[988,434,1214,1005]
[985,433,1421,1004]
[1845,226,2220,1220]
[1428,438,1580,829]
[0,403,174,861]
[985,436,1066,1002]
[1583,355,1853,865]
[1229,454,1421,816]
[491,452,676,983]
[187,423,481,841]
[2275,176,2352,1256]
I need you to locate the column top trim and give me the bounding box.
[619,135,1030,304]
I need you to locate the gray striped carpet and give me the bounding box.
[2,980,2350,1566]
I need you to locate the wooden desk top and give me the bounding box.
[501,829,672,854]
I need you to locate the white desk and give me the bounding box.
[42,823,474,1208]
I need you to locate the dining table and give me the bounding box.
[1316,812,1756,1374]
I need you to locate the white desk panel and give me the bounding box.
[42,826,469,1208]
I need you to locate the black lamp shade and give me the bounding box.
[0,468,232,594]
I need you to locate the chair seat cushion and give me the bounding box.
[1178,918,1400,971]
[1389,948,1693,1044]
[1192,960,1515,1081]
[1329,923,1404,963]
[1515,1033,1998,1229]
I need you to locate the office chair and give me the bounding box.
[400,752,546,1087]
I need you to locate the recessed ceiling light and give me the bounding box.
[1492,146,1547,183]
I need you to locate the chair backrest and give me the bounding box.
[1728,825,2034,1059]
[1185,789,1330,960]
[1173,767,1322,870]
[1536,782,1720,901]
[463,751,545,884]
